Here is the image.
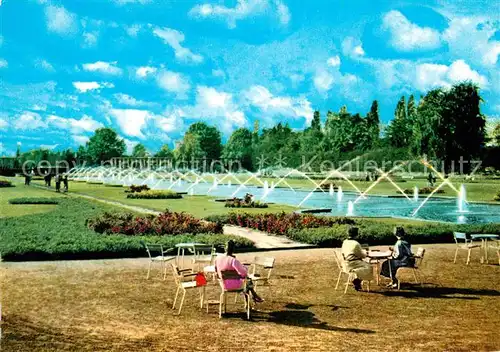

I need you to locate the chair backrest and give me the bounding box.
[414,247,425,267]
[333,250,346,272]
[170,263,182,285]
[254,256,275,269]
[142,242,164,260]
[453,232,468,244]
[218,270,244,290]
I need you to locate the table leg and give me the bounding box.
[376,261,380,285]
[176,247,181,266]
[485,240,489,264]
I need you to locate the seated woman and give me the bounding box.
[215,240,263,303]
[341,227,373,291]
[380,227,415,288]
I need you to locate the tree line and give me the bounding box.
[12,82,500,174]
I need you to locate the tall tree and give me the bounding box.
[387,96,412,148]
[154,144,174,159]
[174,132,206,166]
[186,122,222,161]
[311,110,321,132]
[132,143,148,157]
[86,128,126,165]
[223,128,254,170]
[366,100,380,148]
[492,122,500,146]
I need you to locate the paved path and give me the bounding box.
[32,183,310,249]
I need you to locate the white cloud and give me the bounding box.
[313,70,334,92]
[73,135,90,145]
[73,81,115,93]
[341,37,365,57]
[47,115,104,133]
[126,24,142,37]
[327,55,341,67]
[243,85,313,125]
[122,137,139,155]
[83,32,99,47]
[155,109,184,133]
[82,61,122,75]
[40,144,59,150]
[189,0,272,29]
[156,70,190,96]
[443,16,500,67]
[275,0,291,25]
[14,112,47,130]
[135,66,157,78]
[109,109,150,139]
[34,59,55,72]
[212,69,226,79]
[153,27,203,64]
[114,93,152,107]
[0,59,8,68]
[381,10,441,51]
[415,59,488,91]
[45,5,78,36]
[0,118,7,129]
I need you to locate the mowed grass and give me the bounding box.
[2,245,499,351]
[28,178,298,218]
[0,183,64,218]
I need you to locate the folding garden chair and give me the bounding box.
[333,250,370,294]
[248,256,275,288]
[218,270,251,320]
[141,241,176,280]
[190,244,216,271]
[396,247,426,290]
[171,264,206,316]
[453,232,481,265]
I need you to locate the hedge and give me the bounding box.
[8,197,59,205]
[126,190,182,199]
[0,179,14,188]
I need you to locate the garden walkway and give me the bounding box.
[32,184,310,250]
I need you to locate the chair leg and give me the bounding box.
[200,287,205,309]
[163,262,167,280]
[466,249,471,265]
[335,271,342,290]
[453,248,458,263]
[412,268,419,284]
[224,293,227,314]
[219,292,224,318]
[147,261,152,279]
[175,289,186,315]
[344,273,351,294]
[172,286,180,309]
[397,280,401,290]
[246,294,251,320]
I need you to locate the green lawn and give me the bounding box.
[27,178,298,218]
[0,183,65,218]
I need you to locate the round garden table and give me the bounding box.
[367,250,393,285]
[175,242,207,268]
[471,234,499,263]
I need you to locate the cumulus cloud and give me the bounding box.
[73,134,90,145]
[83,31,99,47]
[34,59,55,72]
[0,59,8,68]
[381,10,441,51]
[47,115,104,133]
[73,81,115,93]
[156,70,190,96]
[341,37,365,57]
[415,59,488,91]
[126,24,142,37]
[13,112,47,130]
[327,55,341,67]
[82,61,122,75]
[114,93,152,107]
[189,0,288,29]
[0,118,7,129]
[243,85,313,125]
[135,66,157,78]
[109,109,150,139]
[153,27,203,64]
[45,5,78,36]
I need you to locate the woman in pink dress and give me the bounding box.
[215,240,263,303]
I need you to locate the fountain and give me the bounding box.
[271,181,275,190]
[212,178,218,189]
[414,186,419,202]
[329,184,334,196]
[170,175,174,183]
[337,186,343,202]
[457,184,467,213]
[227,180,232,187]
[188,189,194,196]
[346,201,354,216]
[263,180,269,196]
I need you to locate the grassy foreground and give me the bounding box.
[2,246,499,351]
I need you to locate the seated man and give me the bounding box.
[341,227,373,291]
[215,240,263,303]
[380,227,415,288]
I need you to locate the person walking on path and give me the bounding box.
[55,173,61,192]
[63,174,68,192]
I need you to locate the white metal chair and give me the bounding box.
[218,270,251,320]
[334,250,370,294]
[248,256,275,288]
[453,232,481,265]
[171,264,205,315]
[190,244,216,271]
[141,241,176,280]
[396,247,426,290]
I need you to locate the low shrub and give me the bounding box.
[105,184,124,187]
[8,198,59,205]
[0,179,14,188]
[126,190,182,199]
[125,185,150,193]
[494,191,500,201]
[221,212,355,236]
[86,210,222,236]
[400,187,445,195]
[225,198,268,208]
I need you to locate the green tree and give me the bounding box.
[132,143,148,157]
[86,128,126,165]
[387,96,412,148]
[492,123,500,146]
[174,132,206,166]
[411,89,444,158]
[223,128,254,170]
[154,144,174,159]
[366,100,380,148]
[186,122,222,161]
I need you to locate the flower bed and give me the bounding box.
[0,179,14,188]
[225,198,268,208]
[9,198,59,205]
[126,190,182,199]
[87,210,222,236]
[400,187,445,195]
[125,184,150,193]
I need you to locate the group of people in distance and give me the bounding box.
[44,173,69,192]
[213,225,414,310]
[342,226,414,290]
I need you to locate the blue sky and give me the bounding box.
[0,0,499,155]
